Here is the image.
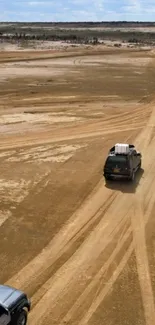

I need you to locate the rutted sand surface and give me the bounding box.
[0,210,12,226]
[0,113,83,124]
[0,46,155,325]
[0,179,31,203]
[0,52,151,82]
[0,65,68,81]
[0,113,84,135]
[6,144,86,163]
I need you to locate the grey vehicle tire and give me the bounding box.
[16,310,27,325]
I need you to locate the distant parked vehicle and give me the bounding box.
[103,143,142,181]
[0,285,31,325]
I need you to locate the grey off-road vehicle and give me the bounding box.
[0,285,31,325]
[103,143,142,181]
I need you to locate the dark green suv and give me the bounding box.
[103,144,142,181]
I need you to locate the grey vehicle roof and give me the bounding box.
[0,285,25,309]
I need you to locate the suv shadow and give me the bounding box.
[104,168,144,194]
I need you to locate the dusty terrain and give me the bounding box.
[1,45,155,324]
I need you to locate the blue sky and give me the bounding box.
[1,0,155,22]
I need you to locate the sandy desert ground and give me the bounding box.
[1,45,155,324]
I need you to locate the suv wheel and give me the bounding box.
[16,310,27,325]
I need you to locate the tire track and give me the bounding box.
[75,245,134,325]
[132,198,155,325]
[60,222,132,325]
[130,107,155,325]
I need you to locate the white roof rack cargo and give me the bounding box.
[115,143,130,155]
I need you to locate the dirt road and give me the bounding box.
[0,46,155,324]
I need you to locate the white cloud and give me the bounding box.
[28,1,46,5]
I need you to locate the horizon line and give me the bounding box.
[1,21,155,24]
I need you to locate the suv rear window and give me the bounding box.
[106,155,128,166]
